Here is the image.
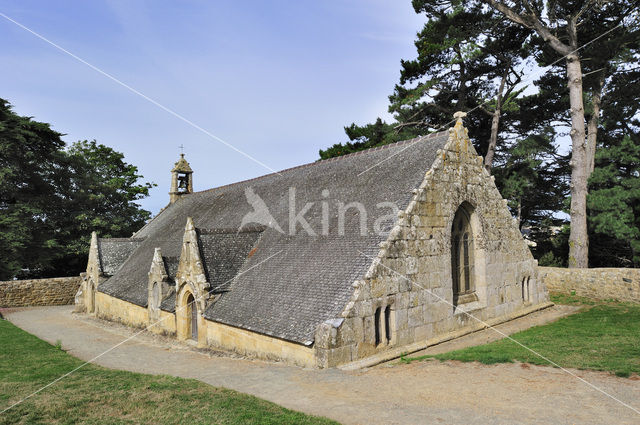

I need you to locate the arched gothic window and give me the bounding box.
[451,204,476,304]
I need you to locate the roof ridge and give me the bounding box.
[193,130,448,196]
[196,226,265,234]
[99,237,146,242]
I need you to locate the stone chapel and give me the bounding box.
[75,116,549,368]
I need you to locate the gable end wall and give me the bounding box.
[317,122,549,367]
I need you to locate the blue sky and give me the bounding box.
[1,1,425,214]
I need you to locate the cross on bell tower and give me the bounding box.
[169,149,193,204]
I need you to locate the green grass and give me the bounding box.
[0,320,338,425]
[548,292,598,305]
[401,295,640,378]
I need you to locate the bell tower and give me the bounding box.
[169,153,193,204]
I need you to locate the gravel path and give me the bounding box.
[3,306,639,424]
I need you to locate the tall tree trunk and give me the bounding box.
[586,73,605,176]
[566,52,589,268]
[481,0,594,267]
[484,68,508,173]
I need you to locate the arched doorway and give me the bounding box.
[451,203,476,304]
[186,293,197,341]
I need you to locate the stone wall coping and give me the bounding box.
[539,266,640,273]
[0,276,81,285]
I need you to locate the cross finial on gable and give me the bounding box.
[179,144,185,156]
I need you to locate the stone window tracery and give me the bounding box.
[451,203,478,305]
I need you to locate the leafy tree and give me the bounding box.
[51,140,155,274]
[0,99,154,279]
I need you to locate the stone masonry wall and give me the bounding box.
[0,276,81,307]
[315,121,548,367]
[539,266,640,303]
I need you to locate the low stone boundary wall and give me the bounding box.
[0,276,81,307]
[539,267,640,303]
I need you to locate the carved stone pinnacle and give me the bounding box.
[453,111,467,121]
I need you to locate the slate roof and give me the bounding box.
[160,292,176,313]
[159,256,179,313]
[98,131,449,344]
[154,229,262,313]
[197,227,264,293]
[162,256,180,281]
[98,238,145,276]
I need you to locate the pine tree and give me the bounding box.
[588,136,640,267]
[481,0,640,267]
[320,1,531,162]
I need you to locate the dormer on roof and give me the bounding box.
[169,153,193,204]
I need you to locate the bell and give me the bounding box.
[178,176,188,189]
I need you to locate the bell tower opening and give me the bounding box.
[169,152,193,204]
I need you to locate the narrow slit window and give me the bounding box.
[374,307,381,346]
[384,305,392,343]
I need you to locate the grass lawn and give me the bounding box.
[401,294,640,378]
[0,319,337,425]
